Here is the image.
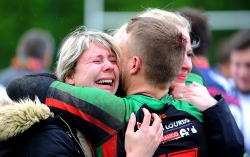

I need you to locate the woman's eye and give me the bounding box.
[93,60,101,63]
[109,57,117,63]
[187,53,193,58]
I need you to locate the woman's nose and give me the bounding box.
[104,60,114,72]
[182,56,192,71]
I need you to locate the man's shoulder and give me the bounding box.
[169,99,203,122]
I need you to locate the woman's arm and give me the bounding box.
[6,73,128,147]
[171,82,244,157]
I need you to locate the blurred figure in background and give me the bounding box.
[0,28,55,87]
[228,29,250,157]
[215,38,231,79]
[178,7,242,129]
[212,38,235,94]
[0,84,9,101]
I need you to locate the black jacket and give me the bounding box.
[0,98,86,157]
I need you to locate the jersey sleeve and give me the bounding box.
[6,73,132,147]
[6,73,56,104]
[46,81,131,147]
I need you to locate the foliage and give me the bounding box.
[0,0,249,70]
[0,0,83,71]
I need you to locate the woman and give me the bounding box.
[0,28,162,157]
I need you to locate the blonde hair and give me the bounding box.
[56,26,122,82]
[112,8,191,41]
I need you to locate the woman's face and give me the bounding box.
[170,25,193,89]
[65,42,119,94]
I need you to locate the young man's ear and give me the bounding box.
[65,74,75,85]
[130,56,141,74]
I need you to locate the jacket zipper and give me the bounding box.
[59,117,86,155]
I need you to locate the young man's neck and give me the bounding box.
[126,78,169,99]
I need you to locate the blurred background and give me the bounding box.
[0,0,250,72]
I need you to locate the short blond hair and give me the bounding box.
[112,8,191,41]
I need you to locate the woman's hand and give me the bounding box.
[171,82,217,112]
[125,108,163,157]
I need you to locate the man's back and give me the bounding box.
[132,103,207,157]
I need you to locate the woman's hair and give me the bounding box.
[56,26,122,82]
[178,7,210,56]
[112,8,191,41]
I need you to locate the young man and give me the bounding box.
[114,8,243,157]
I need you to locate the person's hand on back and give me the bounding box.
[125,108,163,157]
